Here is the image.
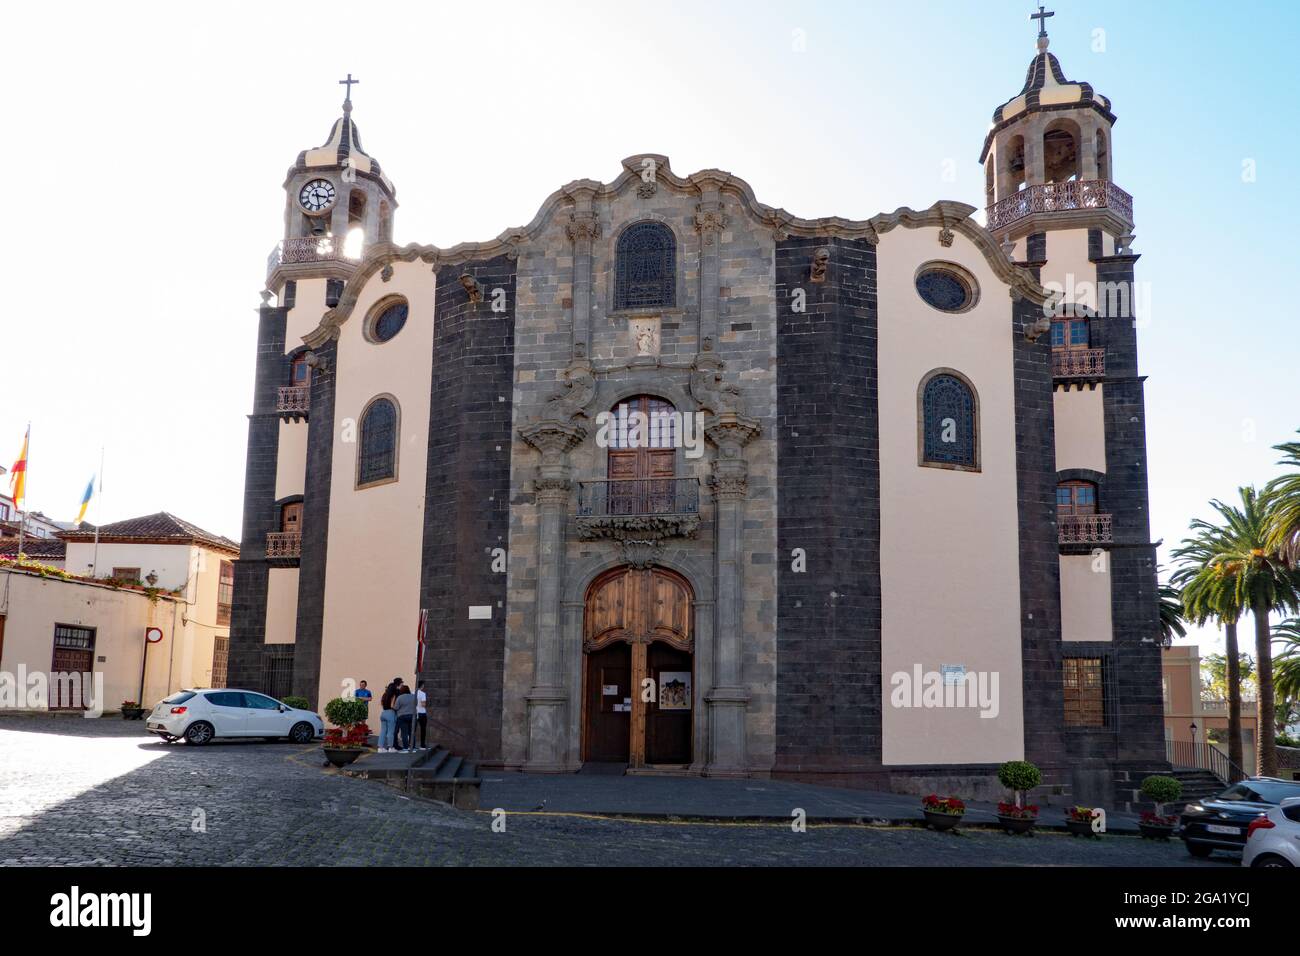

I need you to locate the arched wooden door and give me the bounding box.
[583,566,693,767]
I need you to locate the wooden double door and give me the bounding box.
[583,566,693,768]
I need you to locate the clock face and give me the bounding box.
[299,179,336,213]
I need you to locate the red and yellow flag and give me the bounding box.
[9,426,28,510]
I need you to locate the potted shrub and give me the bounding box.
[321,697,371,767]
[1138,775,1182,839]
[281,695,311,711]
[920,794,966,831]
[996,760,1042,834]
[120,700,146,720]
[1065,805,1101,837]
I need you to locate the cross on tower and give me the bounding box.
[1031,5,1054,38]
[339,73,359,103]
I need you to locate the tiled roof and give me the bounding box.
[59,512,239,555]
[0,537,67,560]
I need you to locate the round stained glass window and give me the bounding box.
[915,267,975,312]
[369,299,408,343]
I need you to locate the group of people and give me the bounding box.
[355,677,428,753]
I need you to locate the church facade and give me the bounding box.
[229,28,1166,805]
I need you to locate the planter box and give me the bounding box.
[1066,818,1099,837]
[120,708,146,720]
[997,814,1037,834]
[322,747,364,767]
[1138,822,1176,840]
[922,810,963,831]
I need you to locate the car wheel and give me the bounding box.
[1251,854,1294,868]
[289,722,315,744]
[1186,842,1214,858]
[184,722,215,746]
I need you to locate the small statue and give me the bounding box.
[690,358,741,415]
[810,247,830,283]
[545,362,597,420]
[459,273,483,303]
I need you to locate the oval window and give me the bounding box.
[915,266,976,313]
[368,298,408,343]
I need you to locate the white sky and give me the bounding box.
[4,0,1297,657]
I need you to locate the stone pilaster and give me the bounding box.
[704,411,760,775]
[520,419,586,771]
[564,186,601,360]
[693,177,727,347]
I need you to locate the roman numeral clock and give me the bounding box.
[298,178,336,213]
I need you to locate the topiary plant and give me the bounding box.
[1140,775,1182,818]
[281,695,310,711]
[323,696,369,730]
[998,760,1042,809]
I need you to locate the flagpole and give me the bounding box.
[91,446,104,577]
[15,423,28,562]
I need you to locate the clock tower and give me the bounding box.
[268,75,397,296]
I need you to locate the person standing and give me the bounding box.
[378,679,400,753]
[354,680,373,718]
[415,680,428,750]
[394,683,416,753]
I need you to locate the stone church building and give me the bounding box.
[230,25,1165,805]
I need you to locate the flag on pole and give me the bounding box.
[416,608,428,673]
[8,426,28,510]
[75,474,95,525]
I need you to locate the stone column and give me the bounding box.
[1025,118,1046,185]
[520,419,586,771]
[704,412,760,776]
[564,187,601,360]
[694,177,727,348]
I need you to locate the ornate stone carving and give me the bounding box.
[1022,316,1053,342]
[694,202,727,246]
[637,179,657,199]
[690,356,741,416]
[810,246,830,283]
[520,419,587,461]
[459,273,483,303]
[565,212,601,243]
[621,539,662,568]
[575,513,701,543]
[630,317,660,357]
[708,472,749,500]
[706,411,761,502]
[938,226,955,247]
[533,475,572,505]
[543,360,597,421]
[380,264,394,282]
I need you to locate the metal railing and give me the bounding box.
[266,235,360,279]
[277,385,310,415]
[577,477,701,517]
[1058,513,1113,545]
[1166,739,1248,786]
[987,179,1134,232]
[266,531,302,560]
[1052,348,1106,380]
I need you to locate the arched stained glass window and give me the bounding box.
[920,372,978,469]
[358,396,399,486]
[615,222,675,310]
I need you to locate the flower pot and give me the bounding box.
[1138,822,1176,840]
[120,707,146,720]
[1066,818,1098,837]
[322,747,364,767]
[923,810,963,831]
[997,814,1036,834]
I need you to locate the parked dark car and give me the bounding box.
[1179,778,1300,858]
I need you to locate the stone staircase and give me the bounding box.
[1165,769,1225,812]
[340,744,482,810]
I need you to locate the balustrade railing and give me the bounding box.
[577,477,701,518]
[277,385,311,415]
[987,180,1133,232]
[1166,739,1248,786]
[266,531,302,560]
[266,235,360,278]
[1058,513,1113,545]
[1052,348,1106,380]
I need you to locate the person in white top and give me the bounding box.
[416,680,428,750]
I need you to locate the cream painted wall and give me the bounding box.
[64,541,194,590]
[265,567,299,644]
[286,277,330,348]
[877,225,1026,765]
[1053,385,1107,473]
[1039,227,1096,312]
[317,259,435,703]
[275,420,307,501]
[1059,554,1113,642]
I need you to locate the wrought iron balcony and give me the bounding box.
[1058,513,1113,546]
[575,477,702,542]
[987,180,1133,233]
[1052,348,1106,381]
[266,235,360,279]
[266,531,302,561]
[277,385,310,420]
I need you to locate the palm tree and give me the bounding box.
[1272,618,1300,735]
[1264,432,1300,567]
[1157,573,1186,647]
[1205,487,1300,776]
[1174,526,1246,774]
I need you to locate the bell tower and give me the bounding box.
[267,75,398,295]
[979,8,1132,249]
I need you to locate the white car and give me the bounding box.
[1242,795,1300,868]
[146,689,324,745]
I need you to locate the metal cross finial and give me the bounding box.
[1031,5,1054,38]
[339,73,359,103]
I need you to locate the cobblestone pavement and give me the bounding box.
[0,717,1226,867]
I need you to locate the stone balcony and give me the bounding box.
[266,531,302,564]
[575,477,701,541]
[986,179,1133,234]
[1052,348,1106,384]
[1058,513,1113,547]
[265,235,361,283]
[277,385,310,421]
